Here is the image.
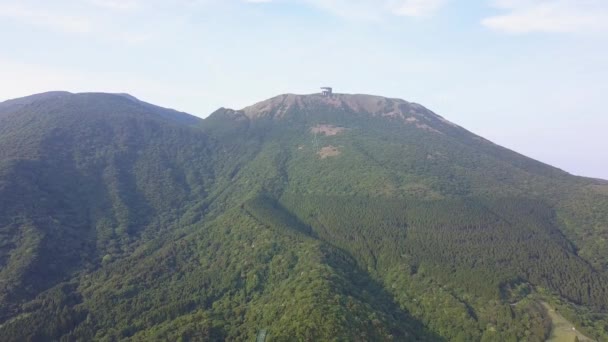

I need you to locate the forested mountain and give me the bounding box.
[0,91,607,341]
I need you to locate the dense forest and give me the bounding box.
[1,92,607,341]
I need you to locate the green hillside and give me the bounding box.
[0,92,607,341]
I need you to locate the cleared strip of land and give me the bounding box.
[542,302,594,342]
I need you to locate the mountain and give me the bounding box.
[0,91,607,341]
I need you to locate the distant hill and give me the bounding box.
[0,91,607,341]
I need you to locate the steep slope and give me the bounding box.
[211,93,606,262]
[0,91,607,341]
[204,93,608,340]
[0,92,215,319]
[0,92,440,341]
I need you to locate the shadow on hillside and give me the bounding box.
[244,193,445,341]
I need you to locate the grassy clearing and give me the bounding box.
[542,302,594,342]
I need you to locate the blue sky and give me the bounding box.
[1,0,607,179]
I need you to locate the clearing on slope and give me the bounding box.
[317,145,341,159]
[542,302,594,342]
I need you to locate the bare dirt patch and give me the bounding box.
[338,94,404,117]
[405,116,442,134]
[242,94,303,119]
[311,124,346,136]
[318,145,341,159]
[415,123,442,134]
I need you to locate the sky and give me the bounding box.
[0,0,607,179]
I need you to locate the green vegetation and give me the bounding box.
[1,92,608,341]
[541,301,593,342]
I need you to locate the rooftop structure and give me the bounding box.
[321,87,333,96]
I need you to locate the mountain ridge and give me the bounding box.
[1,90,601,184]
[0,91,607,341]
[0,91,202,126]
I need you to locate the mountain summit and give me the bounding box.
[0,91,607,341]
[240,93,432,120]
[218,93,459,134]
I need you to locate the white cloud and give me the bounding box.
[483,0,608,34]
[89,0,140,11]
[0,3,91,34]
[391,0,446,17]
[297,0,382,20]
[250,0,446,20]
